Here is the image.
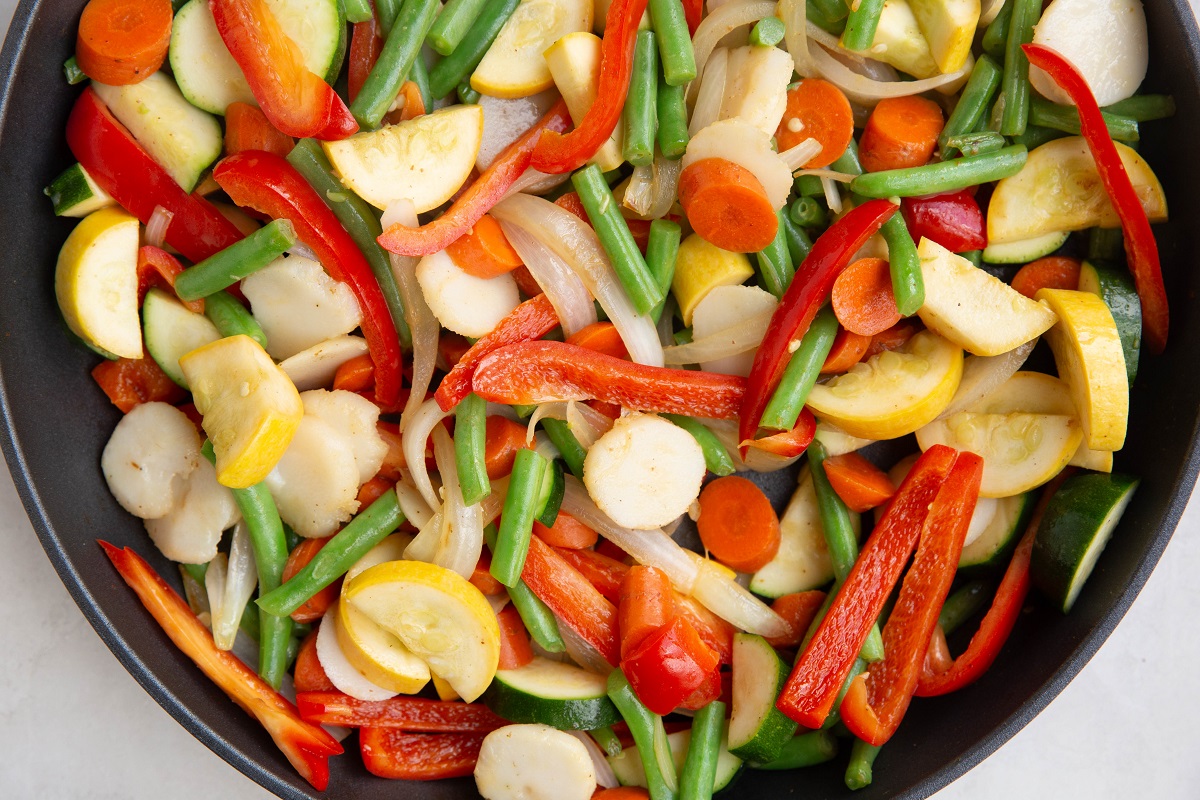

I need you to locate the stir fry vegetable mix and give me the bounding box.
[54,0,1165,791]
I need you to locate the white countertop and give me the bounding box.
[3,2,1199,796]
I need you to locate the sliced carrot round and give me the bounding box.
[483,415,530,479]
[1010,255,1082,299]
[566,321,629,360]
[822,326,872,374]
[864,319,921,360]
[764,590,827,649]
[618,565,675,658]
[225,102,295,158]
[533,511,599,550]
[859,96,945,173]
[75,0,172,86]
[446,214,523,279]
[696,476,781,573]
[333,353,375,393]
[832,257,903,336]
[775,78,855,168]
[679,158,778,254]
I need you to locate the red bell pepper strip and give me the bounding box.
[472,340,747,420]
[296,692,508,731]
[293,631,337,692]
[528,0,648,174]
[621,616,720,715]
[359,728,487,780]
[682,0,702,33]
[678,666,725,710]
[900,190,986,253]
[1023,43,1168,354]
[520,531,622,666]
[435,294,560,411]
[348,16,383,104]
[555,544,629,605]
[92,358,186,413]
[839,452,983,746]
[673,591,736,665]
[916,470,1069,696]
[378,100,573,256]
[742,408,817,458]
[209,0,358,140]
[740,200,898,451]
[99,542,343,790]
[775,445,957,729]
[496,604,536,669]
[138,246,204,313]
[213,151,403,405]
[66,88,245,265]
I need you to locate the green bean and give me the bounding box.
[608,669,678,800]
[572,164,662,313]
[850,145,1028,199]
[427,0,520,99]
[959,249,983,268]
[808,440,885,662]
[945,130,1007,157]
[454,393,491,506]
[1029,96,1139,142]
[749,16,786,47]
[458,80,482,104]
[841,0,886,52]
[1104,94,1176,122]
[409,54,434,116]
[1089,227,1125,262]
[591,725,624,757]
[939,55,1003,154]
[182,561,208,585]
[831,138,864,176]
[1010,123,1065,150]
[782,214,813,265]
[806,0,846,35]
[63,56,86,85]
[939,579,994,634]
[491,448,548,586]
[541,418,587,479]
[376,0,401,35]
[881,214,923,315]
[845,738,882,789]
[789,196,827,229]
[351,0,441,129]
[648,219,681,323]
[649,0,696,85]
[808,0,848,25]
[1000,0,1041,136]
[753,730,839,770]
[287,139,412,349]
[175,220,296,301]
[680,701,725,800]
[656,78,690,159]
[201,442,291,688]
[623,32,660,167]
[674,327,692,346]
[794,173,825,197]
[427,0,491,55]
[485,523,566,651]
[981,0,1012,62]
[756,207,795,299]
[512,403,537,418]
[343,0,374,23]
[760,306,838,431]
[283,522,301,553]
[663,414,736,477]
[257,490,405,616]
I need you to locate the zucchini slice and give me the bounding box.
[45,162,115,218]
[1031,472,1139,613]
[982,231,1068,264]
[960,491,1035,570]
[142,288,222,389]
[1078,259,1142,384]
[535,458,566,528]
[609,728,744,792]
[482,657,620,730]
[728,634,798,763]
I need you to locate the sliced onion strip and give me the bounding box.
[146,205,173,249]
[691,1,780,101]
[937,339,1037,419]
[403,399,451,510]
[808,38,974,103]
[690,48,729,135]
[569,731,619,789]
[431,425,483,578]
[779,138,823,172]
[661,308,773,365]
[499,220,596,337]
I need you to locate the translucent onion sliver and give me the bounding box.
[498,220,596,337]
[146,205,173,249]
[937,339,1037,420]
[691,1,780,102]
[662,309,774,365]
[382,200,439,431]
[569,731,619,789]
[690,48,729,135]
[431,425,483,578]
[404,399,451,510]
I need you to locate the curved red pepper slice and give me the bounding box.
[435,294,560,411]
[915,470,1069,697]
[359,728,487,780]
[377,100,573,256]
[528,0,648,174]
[776,444,957,729]
[471,340,747,420]
[740,200,897,451]
[138,245,204,313]
[213,151,404,405]
[682,0,702,33]
[1023,43,1168,354]
[99,542,343,790]
[839,452,983,746]
[900,190,987,253]
[296,692,507,731]
[66,88,245,264]
[210,0,357,140]
[742,409,817,458]
[622,616,720,715]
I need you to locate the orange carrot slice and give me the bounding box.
[696,475,782,573]
[225,102,295,158]
[823,452,897,513]
[446,214,522,279]
[75,0,172,86]
[859,96,945,173]
[776,79,855,168]
[679,158,778,253]
[1010,255,1082,299]
[832,257,903,336]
